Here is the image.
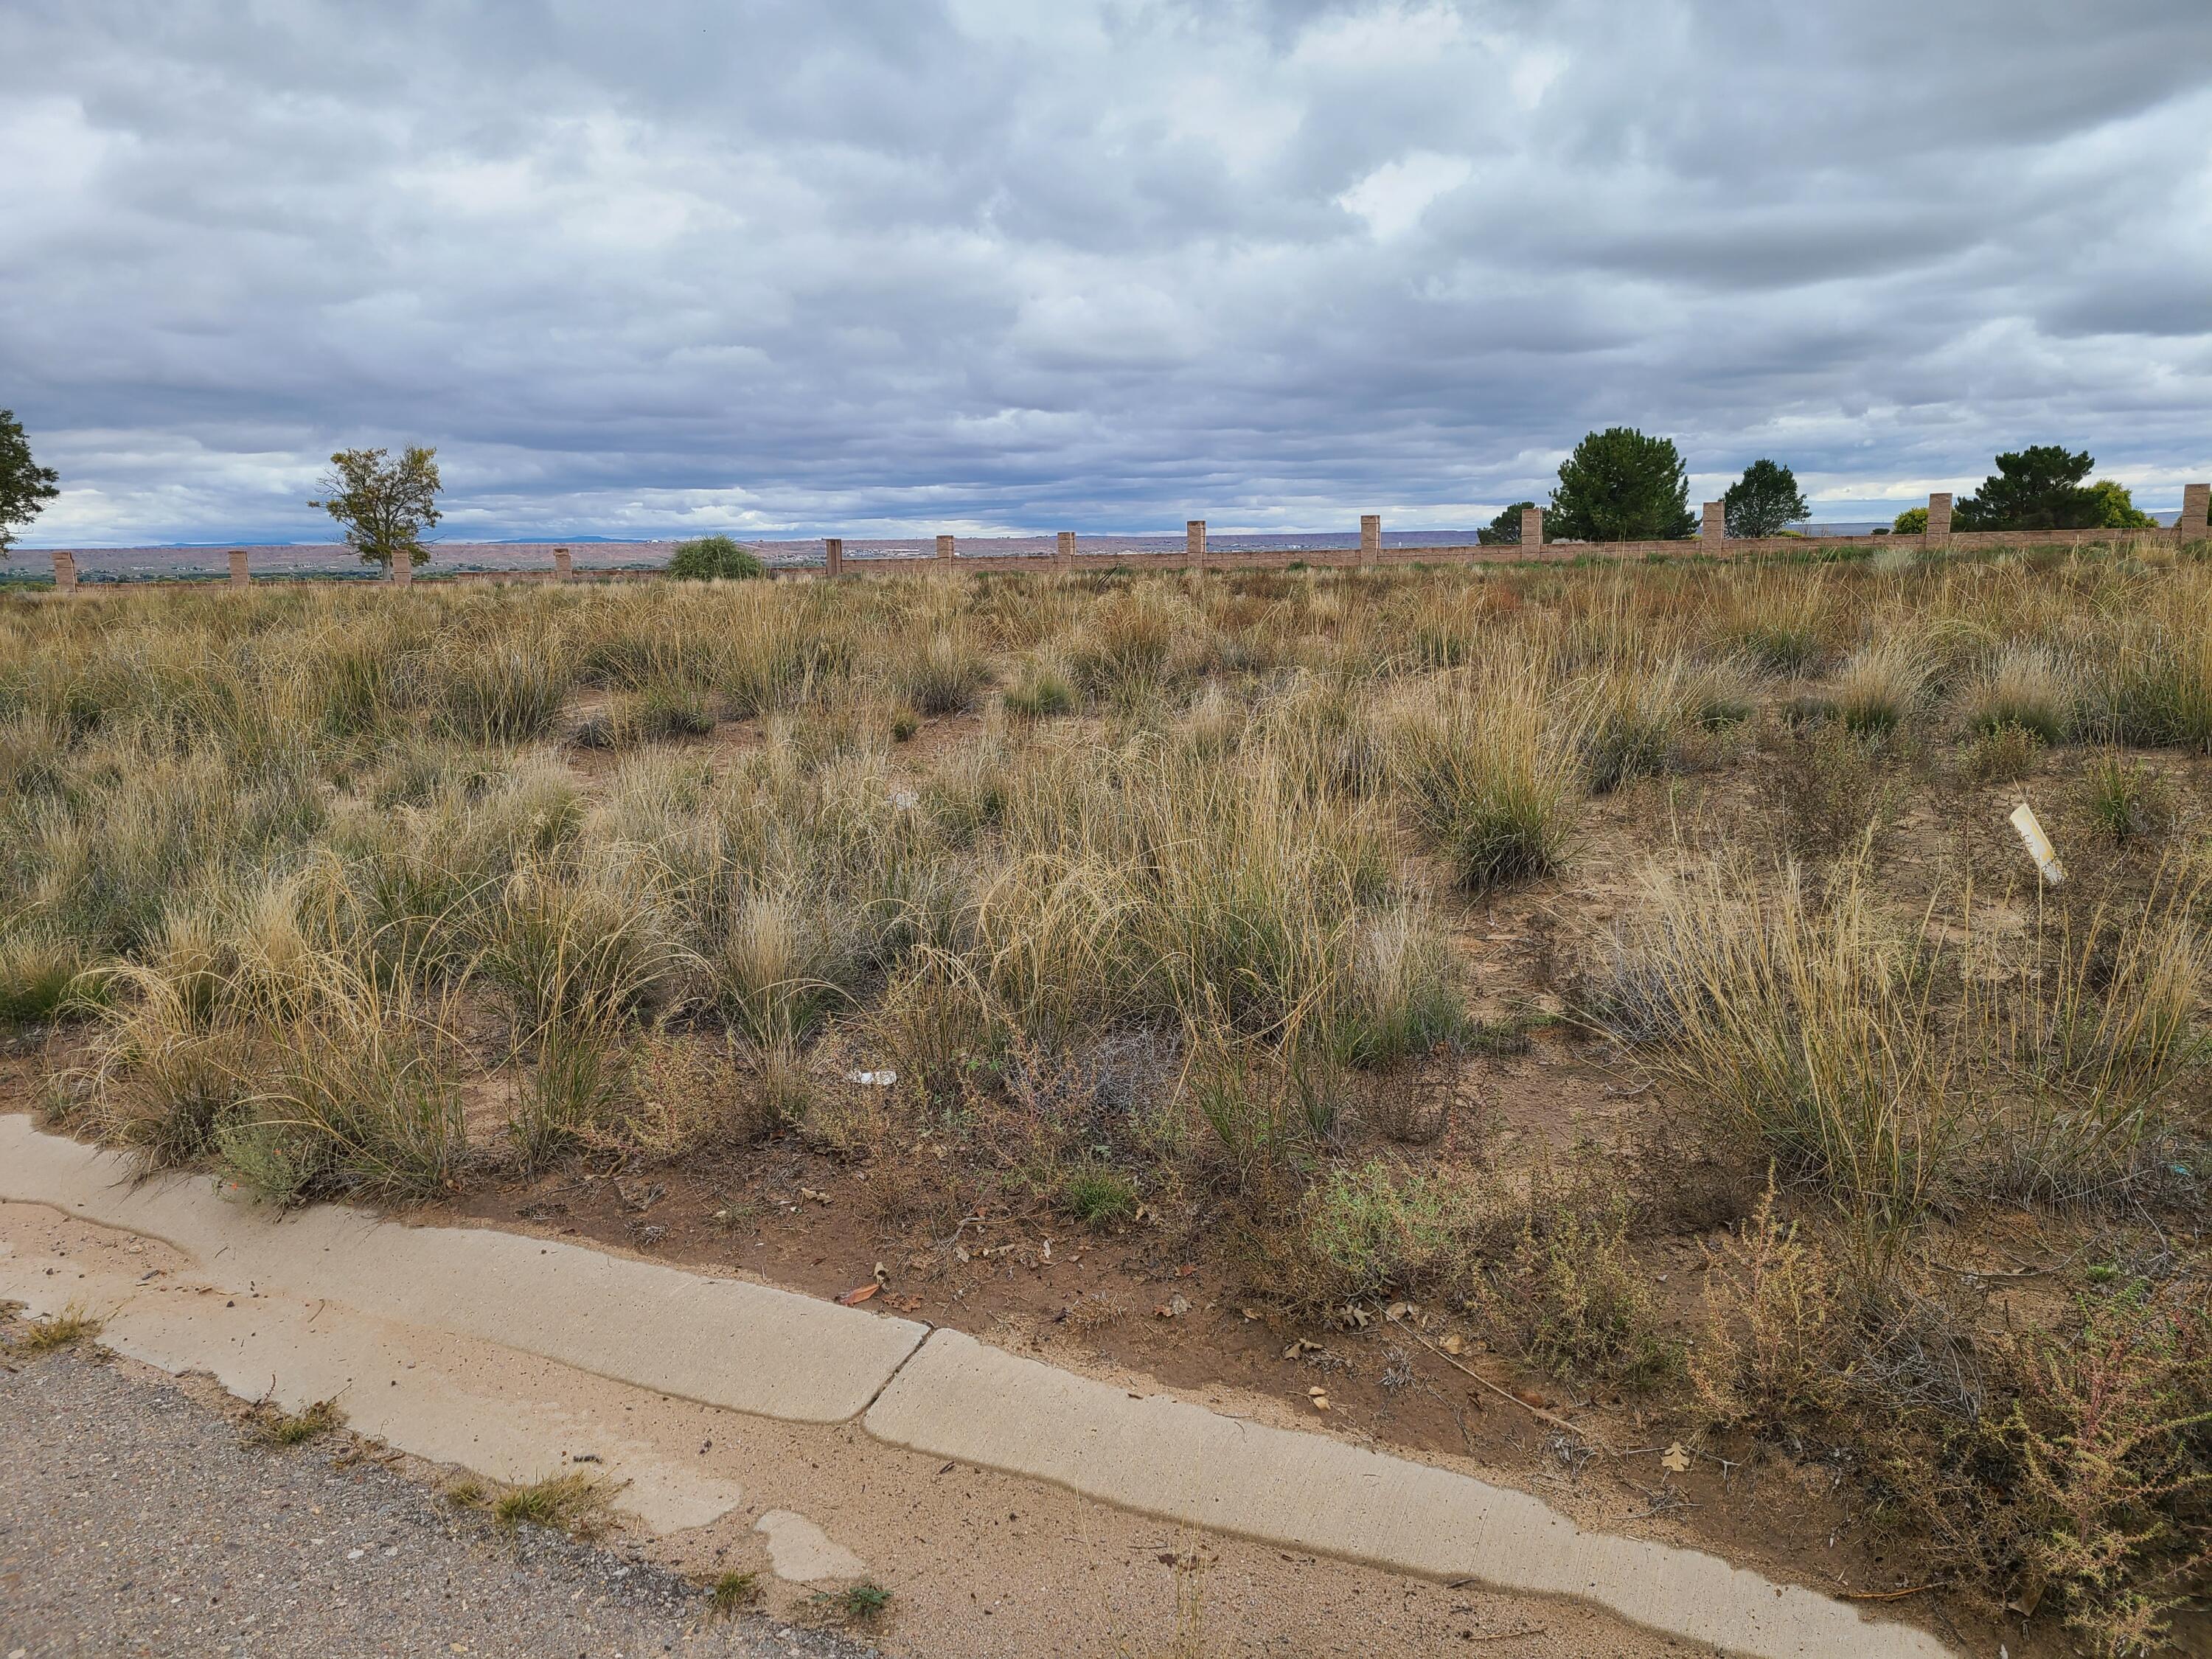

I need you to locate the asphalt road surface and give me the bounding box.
[0,1340,883,1659]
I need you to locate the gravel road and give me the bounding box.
[0,1341,882,1659]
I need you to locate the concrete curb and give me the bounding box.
[0,1118,1952,1658]
[0,1116,925,1422]
[867,1329,1948,1659]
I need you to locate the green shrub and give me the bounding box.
[1298,1157,1493,1305]
[666,535,765,581]
[1962,721,2045,785]
[1491,1193,1682,1388]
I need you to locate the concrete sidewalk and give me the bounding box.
[0,1115,1951,1659]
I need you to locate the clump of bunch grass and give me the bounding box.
[1004,658,1077,719]
[1390,675,1580,889]
[1831,636,1930,737]
[2081,748,2170,844]
[436,641,572,743]
[890,630,990,715]
[1593,859,1969,1259]
[1727,572,1831,675]
[246,1395,345,1447]
[1959,644,2078,745]
[464,1470,621,1540]
[14,1302,102,1354]
[1576,658,1694,793]
[1983,874,2209,1204]
[709,888,853,1046]
[707,1569,763,1617]
[1062,1164,1140,1225]
[0,927,94,1023]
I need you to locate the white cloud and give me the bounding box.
[1,0,2209,546]
[1337,150,1474,239]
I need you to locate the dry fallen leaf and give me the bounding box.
[836,1284,880,1307]
[1439,1332,1467,1356]
[1311,1395,1330,1412]
[1660,1441,1691,1473]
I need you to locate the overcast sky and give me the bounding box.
[4,0,2210,546]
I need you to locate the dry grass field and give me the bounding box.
[4,541,2211,1653]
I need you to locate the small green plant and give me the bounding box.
[666,535,766,580]
[1292,1156,1495,1308]
[15,1302,102,1354]
[1062,1164,1139,1225]
[708,1569,763,1618]
[1691,1183,1846,1427]
[815,1580,891,1624]
[889,706,919,742]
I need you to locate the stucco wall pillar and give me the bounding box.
[1926,492,1952,543]
[2179,483,2210,539]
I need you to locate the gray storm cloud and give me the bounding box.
[2,0,2208,544]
